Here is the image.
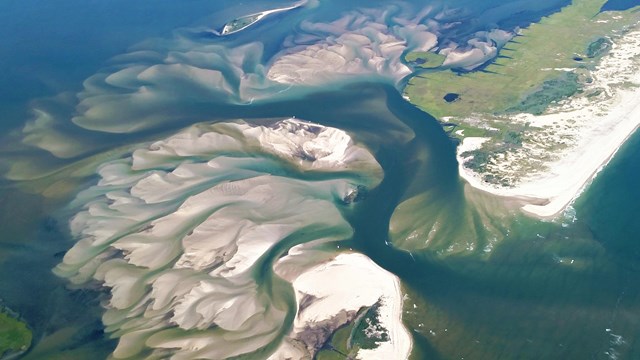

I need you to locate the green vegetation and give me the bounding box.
[350,303,388,349]
[586,37,613,58]
[314,302,388,359]
[315,323,355,360]
[506,72,581,115]
[404,0,639,120]
[0,309,32,357]
[402,0,640,183]
[222,14,262,35]
[461,130,527,184]
[404,51,447,69]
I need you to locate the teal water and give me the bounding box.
[1,0,639,359]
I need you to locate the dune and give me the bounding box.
[457,28,640,218]
[11,1,519,164]
[219,0,307,36]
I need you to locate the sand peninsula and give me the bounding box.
[220,1,306,35]
[404,0,640,218]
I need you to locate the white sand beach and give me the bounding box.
[270,252,412,360]
[457,28,640,218]
[54,118,390,359]
[220,1,307,35]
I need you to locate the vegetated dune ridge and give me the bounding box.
[54,118,411,359]
[457,27,640,218]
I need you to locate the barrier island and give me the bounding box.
[404,0,640,217]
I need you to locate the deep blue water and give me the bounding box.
[601,0,640,11]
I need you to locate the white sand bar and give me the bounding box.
[458,28,640,218]
[55,118,387,359]
[271,252,412,359]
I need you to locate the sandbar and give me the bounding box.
[220,1,306,35]
[271,252,412,359]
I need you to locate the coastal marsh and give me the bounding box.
[404,0,638,120]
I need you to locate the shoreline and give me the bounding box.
[457,29,640,219]
[271,252,413,359]
[220,1,306,35]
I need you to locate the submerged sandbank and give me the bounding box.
[457,28,640,218]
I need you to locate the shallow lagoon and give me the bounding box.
[1,0,639,358]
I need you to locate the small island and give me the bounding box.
[220,1,306,35]
[0,307,32,358]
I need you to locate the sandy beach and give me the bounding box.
[457,28,640,219]
[270,252,412,359]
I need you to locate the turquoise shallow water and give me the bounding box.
[0,0,639,358]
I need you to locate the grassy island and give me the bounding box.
[0,309,32,357]
[315,303,389,360]
[220,2,305,35]
[221,14,262,35]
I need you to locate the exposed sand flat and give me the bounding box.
[457,28,640,218]
[270,252,412,360]
[266,8,440,86]
[439,29,514,70]
[54,118,386,359]
[267,31,415,85]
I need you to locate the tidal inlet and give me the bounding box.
[1,0,640,359]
